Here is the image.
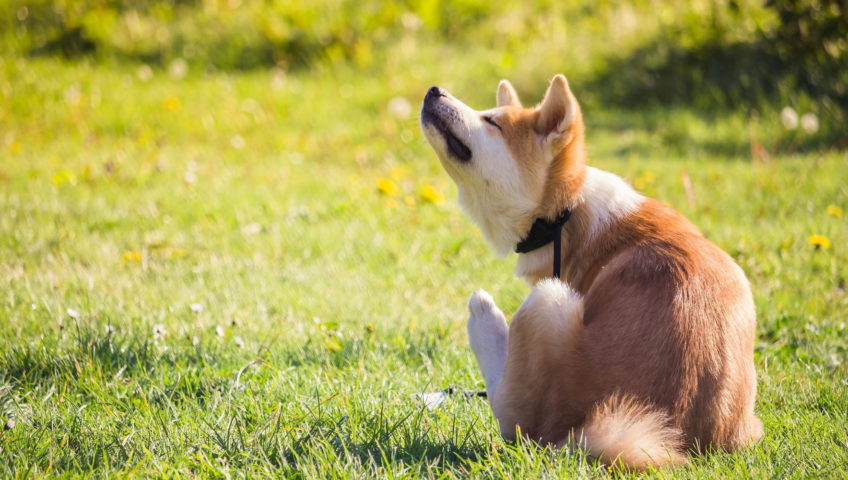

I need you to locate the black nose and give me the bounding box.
[426,86,445,100]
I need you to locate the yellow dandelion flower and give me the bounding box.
[163,96,181,111]
[52,170,77,186]
[389,166,409,180]
[81,164,93,183]
[807,235,831,249]
[633,171,655,191]
[404,195,416,208]
[376,177,399,196]
[8,141,21,154]
[323,338,343,353]
[825,204,842,218]
[419,184,443,204]
[137,131,151,147]
[122,251,142,262]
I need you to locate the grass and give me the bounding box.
[1,45,847,478]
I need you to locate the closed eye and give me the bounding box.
[483,116,502,131]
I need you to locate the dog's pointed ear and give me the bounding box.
[497,80,522,108]
[535,74,577,138]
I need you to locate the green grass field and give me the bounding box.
[1,37,847,478]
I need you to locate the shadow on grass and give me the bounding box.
[0,328,158,384]
[0,324,237,407]
[270,411,493,473]
[344,436,491,471]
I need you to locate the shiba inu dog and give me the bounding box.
[420,75,762,470]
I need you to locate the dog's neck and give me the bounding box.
[514,167,645,289]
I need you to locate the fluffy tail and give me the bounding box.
[576,394,687,471]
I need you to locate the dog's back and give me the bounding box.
[577,198,762,451]
[494,198,761,463]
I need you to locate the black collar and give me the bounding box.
[514,208,572,279]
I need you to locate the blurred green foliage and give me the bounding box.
[765,0,847,107]
[1,0,845,120]
[594,0,847,115]
[2,0,534,69]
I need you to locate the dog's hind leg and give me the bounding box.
[490,279,585,443]
[467,289,509,401]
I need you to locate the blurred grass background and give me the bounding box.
[2,0,846,125]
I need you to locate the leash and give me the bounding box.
[411,385,487,410]
[445,385,487,398]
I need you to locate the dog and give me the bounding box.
[419,75,762,470]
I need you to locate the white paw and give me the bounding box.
[468,290,507,342]
[468,289,498,318]
[467,290,508,394]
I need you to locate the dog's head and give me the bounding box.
[420,75,586,256]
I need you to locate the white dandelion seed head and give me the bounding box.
[401,13,422,31]
[800,113,819,133]
[288,152,304,164]
[136,64,153,82]
[780,107,798,130]
[387,96,412,119]
[230,135,245,150]
[66,308,80,319]
[190,303,203,313]
[240,222,261,236]
[64,84,82,105]
[168,58,188,80]
[153,324,167,340]
[270,68,286,91]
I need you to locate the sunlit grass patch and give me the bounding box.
[0,55,846,479]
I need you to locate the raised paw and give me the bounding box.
[468,289,499,318]
[467,290,508,397]
[468,290,508,340]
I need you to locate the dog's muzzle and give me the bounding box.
[421,87,472,162]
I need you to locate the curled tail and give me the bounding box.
[576,394,687,471]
